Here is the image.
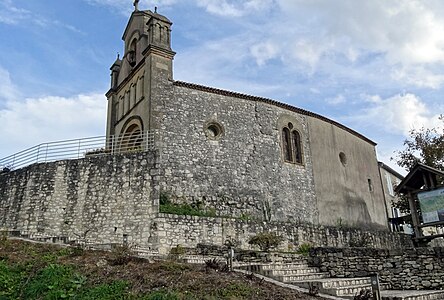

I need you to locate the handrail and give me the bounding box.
[0,131,155,171]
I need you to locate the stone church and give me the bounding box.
[0,6,402,254]
[106,7,387,228]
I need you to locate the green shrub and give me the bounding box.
[80,281,129,299]
[248,232,283,251]
[160,202,216,217]
[159,192,170,206]
[169,244,185,255]
[144,289,180,300]
[296,243,312,256]
[22,264,86,299]
[0,260,24,298]
[216,283,257,298]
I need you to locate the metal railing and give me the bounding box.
[0,131,155,171]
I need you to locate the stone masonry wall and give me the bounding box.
[157,84,318,224]
[0,152,159,247]
[153,213,413,255]
[310,247,444,290]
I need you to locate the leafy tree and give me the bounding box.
[394,115,443,172]
[392,115,444,214]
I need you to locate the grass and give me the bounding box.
[0,238,324,300]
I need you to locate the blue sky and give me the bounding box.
[1,0,443,174]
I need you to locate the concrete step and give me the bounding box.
[278,272,330,282]
[180,255,222,264]
[259,262,310,270]
[296,277,371,290]
[264,267,321,276]
[293,277,373,298]
[381,290,444,300]
[324,283,372,297]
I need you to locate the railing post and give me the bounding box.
[44,144,49,162]
[36,145,40,164]
[78,139,81,159]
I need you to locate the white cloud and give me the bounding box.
[352,93,441,136]
[326,94,346,105]
[196,0,274,17]
[85,0,177,15]
[0,0,31,24]
[0,67,106,158]
[266,0,444,87]
[250,41,280,66]
[0,67,19,105]
[0,61,106,159]
[0,0,82,33]
[391,65,444,89]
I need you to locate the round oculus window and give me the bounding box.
[204,122,224,140]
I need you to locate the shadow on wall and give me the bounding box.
[344,188,372,225]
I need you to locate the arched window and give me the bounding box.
[127,39,137,67]
[282,127,292,162]
[120,124,142,152]
[282,122,303,164]
[292,130,302,164]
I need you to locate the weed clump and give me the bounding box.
[248,232,283,251]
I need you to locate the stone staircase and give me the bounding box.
[240,260,444,300]
[241,261,373,299]
[181,254,444,300]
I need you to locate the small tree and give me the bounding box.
[248,232,283,251]
[393,115,444,172]
[392,115,444,214]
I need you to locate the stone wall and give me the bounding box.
[0,152,412,256]
[310,247,444,290]
[157,84,318,224]
[153,213,412,255]
[0,152,159,247]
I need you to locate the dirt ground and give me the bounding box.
[0,239,328,299]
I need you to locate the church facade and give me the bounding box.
[105,8,388,228]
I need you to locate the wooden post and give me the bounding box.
[407,192,423,238]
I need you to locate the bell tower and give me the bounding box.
[105,3,175,145]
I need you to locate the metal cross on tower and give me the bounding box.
[133,0,139,11]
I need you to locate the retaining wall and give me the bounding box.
[310,247,444,290]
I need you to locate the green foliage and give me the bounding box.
[22,264,85,299]
[248,232,283,251]
[392,115,444,217]
[80,281,129,299]
[159,192,170,206]
[296,243,312,256]
[393,115,444,172]
[216,283,257,298]
[168,244,186,260]
[0,260,24,299]
[0,260,130,300]
[159,193,217,217]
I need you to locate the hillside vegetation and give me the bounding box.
[0,238,323,299]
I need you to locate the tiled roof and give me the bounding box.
[173,80,376,145]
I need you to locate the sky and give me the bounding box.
[1,0,443,174]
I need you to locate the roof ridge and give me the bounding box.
[173,80,376,145]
